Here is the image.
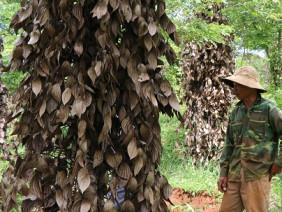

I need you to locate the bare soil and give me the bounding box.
[166,188,221,212]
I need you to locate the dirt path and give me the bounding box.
[166,188,221,212]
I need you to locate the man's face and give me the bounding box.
[233,82,256,100]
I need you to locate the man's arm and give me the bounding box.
[218,117,234,192]
[219,118,235,177]
[269,106,282,180]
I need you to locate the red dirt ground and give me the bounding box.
[166,188,221,212]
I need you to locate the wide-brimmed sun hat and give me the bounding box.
[221,66,267,93]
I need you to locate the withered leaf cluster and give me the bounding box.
[195,3,228,25]
[1,0,180,211]
[180,3,234,164]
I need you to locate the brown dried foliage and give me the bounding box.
[1,0,180,211]
[195,3,228,25]
[180,4,234,164]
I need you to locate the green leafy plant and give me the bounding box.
[170,203,195,212]
[1,70,27,94]
[269,51,282,89]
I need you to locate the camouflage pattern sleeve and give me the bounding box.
[220,116,235,177]
[269,105,282,167]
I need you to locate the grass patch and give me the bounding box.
[170,204,196,212]
[269,173,282,211]
[160,154,220,197]
[159,113,220,196]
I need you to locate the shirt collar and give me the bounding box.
[236,94,262,107]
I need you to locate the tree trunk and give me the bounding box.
[278,29,281,52]
[0,36,7,145]
[265,46,270,58]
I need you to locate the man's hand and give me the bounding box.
[217,176,228,193]
[269,163,282,181]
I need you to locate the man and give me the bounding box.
[218,66,282,212]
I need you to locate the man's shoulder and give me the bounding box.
[230,97,278,115]
[232,100,244,110]
[229,103,243,117]
[258,97,278,110]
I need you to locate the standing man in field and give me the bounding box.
[217,66,282,212]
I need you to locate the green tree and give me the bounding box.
[224,0,281,56]
[0,0,20,64]
[223,0,281,89]
[0,0,25,94]
[165,0,233,44]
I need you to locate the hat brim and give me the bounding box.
[221,75,267,93]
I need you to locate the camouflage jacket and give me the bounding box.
[220,95,282,181]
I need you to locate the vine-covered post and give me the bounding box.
[1,0,180,211]
[180,3,234,164]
